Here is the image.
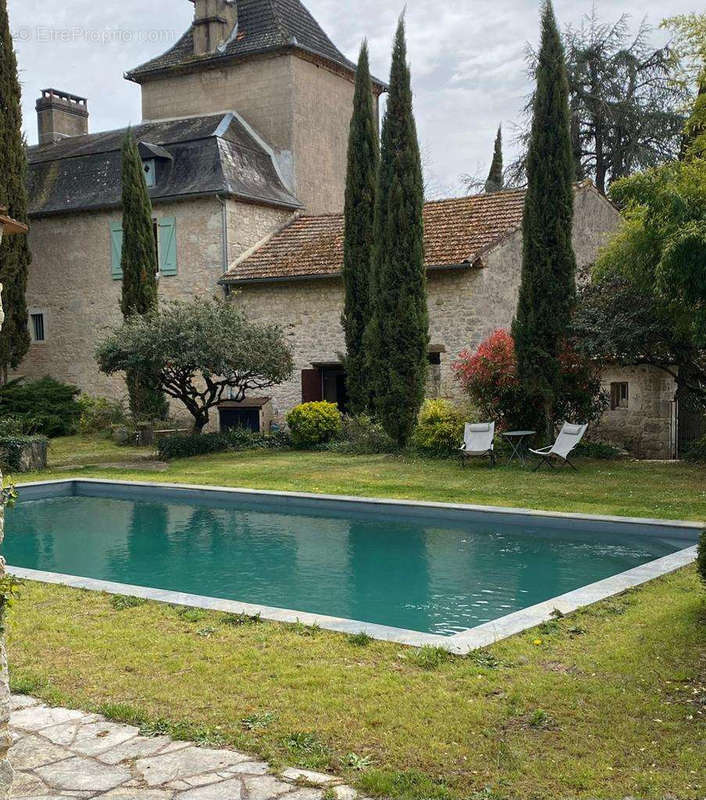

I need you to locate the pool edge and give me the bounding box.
[7,477,702,653]
[6,546,697,653]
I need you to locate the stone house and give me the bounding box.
[13,0,681,458]
[221,183,619,411]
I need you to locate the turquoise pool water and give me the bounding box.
[3,485,695,635]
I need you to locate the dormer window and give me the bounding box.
[143,159,157,187]
[137,141,174,190]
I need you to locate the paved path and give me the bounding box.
[9,695,361,800]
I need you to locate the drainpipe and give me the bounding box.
[217,195,229,296]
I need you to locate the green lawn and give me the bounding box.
[22,434,706,521]
[5,435,706,799]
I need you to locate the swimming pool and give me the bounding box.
[3,479,700,651]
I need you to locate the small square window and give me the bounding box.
[30,312,46,343]
[610,382,629,410]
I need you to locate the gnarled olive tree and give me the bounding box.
[96,299,293,433]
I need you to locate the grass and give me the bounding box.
[7,573,705,799]
[14,433,706,521]
[38,434,152,468]
[4,434,706,798]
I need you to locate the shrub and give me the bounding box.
[225,427,291,451]
[157,432,228,460]
[575,440,623,460]
[286,402,342,448]
[697,531,706,586]
[412,398,466,457]
[0,417,24,437]
[328,414,396,454]
[453,330,526,430]
[453,330,607,431]
[0,435,48,472]
[0,377,81,437]
[684,435,706,464]
[157,428,291,461]
[78,395,127,434]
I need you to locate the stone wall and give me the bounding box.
[290,57,359,214]
[139,52,369,214]
[594,365,677,459]
[141,54,296,159]
[13,197,291,424]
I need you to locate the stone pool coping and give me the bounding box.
[7,478,703,654]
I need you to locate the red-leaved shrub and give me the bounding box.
[453,329,606,431]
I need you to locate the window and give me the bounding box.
[110,217,177,280]
[610,382,629,410]
[143,159,157,187]
[30,311,46,343]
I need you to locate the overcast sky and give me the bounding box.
[7,0,698,197]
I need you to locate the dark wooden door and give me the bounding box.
[301,369,323,402]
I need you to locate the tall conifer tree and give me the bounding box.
[484,126,504,193]
[0,0,31,382]
[366,17,427,447]
[342,41,379,415]
[120,131,167,420]
[512,1,577,438]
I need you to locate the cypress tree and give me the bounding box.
[366,17,427,447]
[484,126,504,193]
[512,1,577,439]
[0,0,31,382]
[342,41,379,415]
[120,131,167,420]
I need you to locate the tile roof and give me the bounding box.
[222,188,528,284]
[27,112,300,217]
[127,0,385,90]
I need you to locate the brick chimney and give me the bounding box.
[36,89,89,145]
[190,0,238,55]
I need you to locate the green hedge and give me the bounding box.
[0,377,81,437]
[698,531,706,586]
[157,429,290,461]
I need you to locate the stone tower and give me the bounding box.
[126,0,385,214]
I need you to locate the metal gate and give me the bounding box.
[677,391,706,457]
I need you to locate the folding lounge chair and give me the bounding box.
[460,422,496,467]
[530,422,588,472]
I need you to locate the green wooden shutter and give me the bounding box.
[110,222,123,280]
[158,217,177,276]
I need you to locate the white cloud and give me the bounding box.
[8,0,699,197]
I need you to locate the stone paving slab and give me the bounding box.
[8,696,369,800]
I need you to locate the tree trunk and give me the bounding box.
[192,410,209,435]
[544,398,554,444]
